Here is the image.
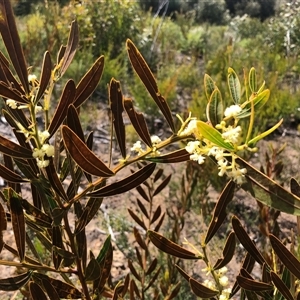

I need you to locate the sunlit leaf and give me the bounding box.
[249,67,257,93]
[62,125,114,177]
[237,89,270,119]
[197,121,234,151]
[248,118,283,146]
[0,0,29,94]
[206,88,224,127]
[10,196,25,261]
[204,73,216,100]
[228,67,241,104]
[87,163,155,197]
[205,180,235,244]
[148,230,199,259]
[110,78,126,159]
[126,39,175,132]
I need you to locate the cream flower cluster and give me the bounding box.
[203,267,232,300]
[131,135,162,156]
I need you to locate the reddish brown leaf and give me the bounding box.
[270,271,294,300]
[0,134,32,158]
[74,207,90,235]
[270,234,300,279]
[36,51,51,102]
[189,277,219,298]
[146,258,158,275]
[87,163,155,197]
[205,180,235,244]
[0,272,31,291]
[45,158,68,201]
[148,230,199,259]
[0,163,27,183]
[236,275,273,291]
[59,20,79,76]
[213,231,236,270]
[135,246,143,268]
[62,126,114,177]
[153,174,171,196]
[128,260,141,281]
[66,104,84,141]
[74,55,104,108]
[0,0,29,94]
[145,266,161,291]
[52,226,63,270]
[126,39,175,132]
[124,97,152,147]
[130,279,141,299]
[167,281,181,300]
[133,227,147,250]
[40,278,60,300]
[232,216,267,266]
[146,149,191,163]
[128,209,147,231]
[110,78,126,158]
[48,80,76,137]
[0,201,7,253]
[154,168,163,182]
[10,196,25,261]
[136,198,149,219]
[153,212,165,232]
[29,281,48,300]
[291,178,300,197]
[136,185,150,202]
[150,205,162,224]
[0,81,28,103]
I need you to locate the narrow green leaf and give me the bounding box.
[204,73,216,100]
[232,216,267,266]
[87,163,155,197]
[62,125,114,177]
[189,277,219,298]
[0,0,29,94]
[110,78,126,159]
[205,180,235,244]
[248,118,283,145]
[249,67,257,93]
[237,157,300,216]
[10,196,25,261]
[126,39,175,132]
[228,67,241,104]
[237,89,270,119]
[74,55,104,108]
[0,272,31,291]
[196,121,234,151]
[270,234,300,279]
[148,230,199,259]
[206,88,224,127]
